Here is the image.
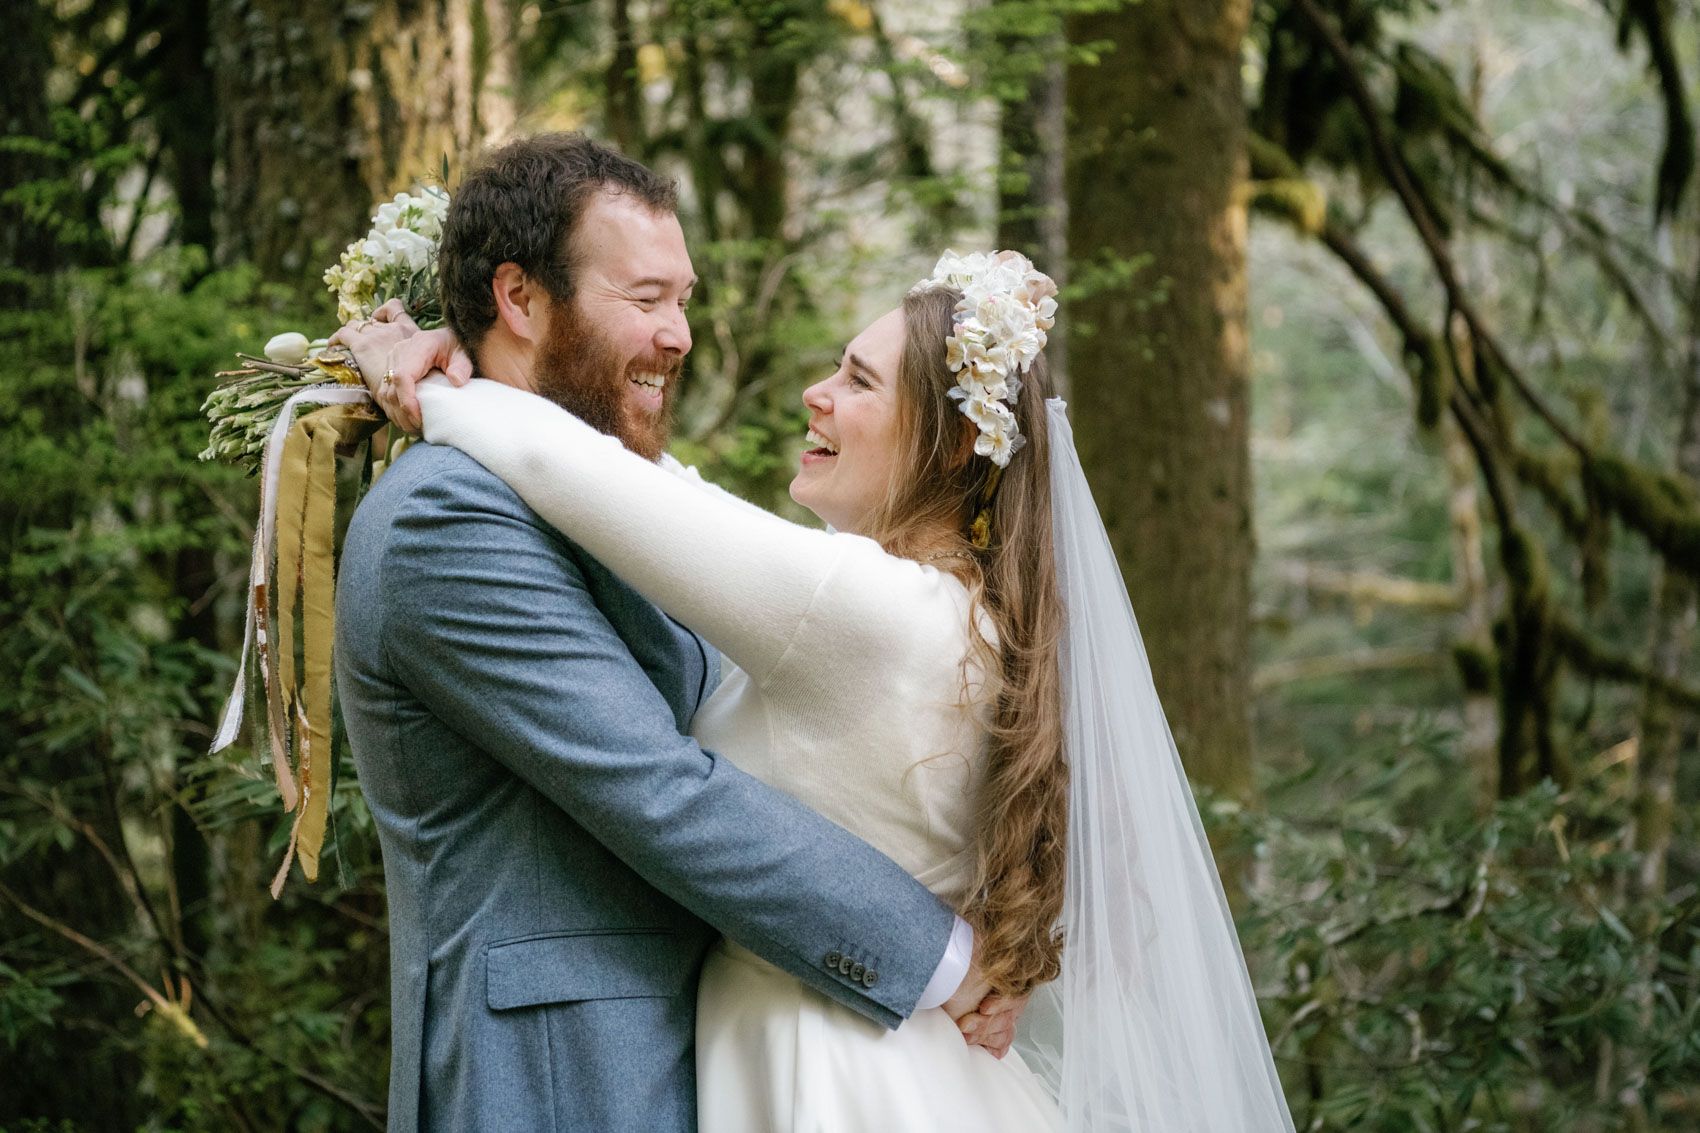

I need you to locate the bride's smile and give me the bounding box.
[802,425,838,458]
[790,306,906,534]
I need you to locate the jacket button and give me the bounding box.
[850,962,865,981]
[838,956,855,976]
[862,969,879,988]
[824,951,842,970]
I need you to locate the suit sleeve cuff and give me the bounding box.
[913,916,974,1011]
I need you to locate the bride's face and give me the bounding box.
[790,307,907,533]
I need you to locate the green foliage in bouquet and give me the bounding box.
[198,187,448,476]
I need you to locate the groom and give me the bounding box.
[335,133,1001,1133]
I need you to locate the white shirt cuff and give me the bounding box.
[913,916,975,1011]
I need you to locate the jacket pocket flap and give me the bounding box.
[485,930,693,1011]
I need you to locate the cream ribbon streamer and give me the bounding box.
[208,385,375,890]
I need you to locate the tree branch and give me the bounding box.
[1290,0,1587,455]
[0,880,386,1129]
[0,879,206,1048]
[1553,613,1700,712]
[1254,647,1447,692]
[1272,561,1462,611]
[1613,0,1695,221]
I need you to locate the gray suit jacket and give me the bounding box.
[335,444,955,1133]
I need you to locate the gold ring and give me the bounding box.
[381,370,396,391]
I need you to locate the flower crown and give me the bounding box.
[911,250,1059,467]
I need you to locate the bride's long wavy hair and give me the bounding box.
[862,285,1066,997]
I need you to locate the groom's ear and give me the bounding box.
[491,262,544,345]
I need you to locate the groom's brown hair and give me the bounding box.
[438,132,678,362]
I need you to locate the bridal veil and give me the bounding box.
[1012,398,1296,1132]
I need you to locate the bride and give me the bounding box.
[348,251,1294,1131]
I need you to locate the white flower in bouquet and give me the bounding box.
[324,186,450,326]
[263,332,312,365]
[202,184,451,475]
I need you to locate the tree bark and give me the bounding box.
[606,0,644,153]
[998,50,1070,398]
[154,0,219,254]
[1066,0,1256,798]
[212,0,517,282]
[743,6,804,244]
[1445,318,1500,810]
[478,0,517,146]
[1448,46,1500,811]
[1634,242,1700,898]
[0,0,57,299]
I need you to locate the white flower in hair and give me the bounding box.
[1007,329,1044,371]
[950,384,1014,427]
[976,419,1024,465]
[912,248,1057,467]
[932,250,997,289]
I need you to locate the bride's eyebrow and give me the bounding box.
[846,353,884,383]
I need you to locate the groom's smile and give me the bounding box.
[545,190,696,457]
[521,189,696,461]
[623,352,679,417]
[629,368,669,409]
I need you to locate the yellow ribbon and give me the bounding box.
[969,466,1004,550]
[266,403,382,895]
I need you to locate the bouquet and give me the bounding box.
[204,186,450,896]
[199,186,450,474]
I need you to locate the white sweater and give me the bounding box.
[421,378,990,904]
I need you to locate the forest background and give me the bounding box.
[4,0,1700,1129]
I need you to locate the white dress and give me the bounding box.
[422,378,1063,1132]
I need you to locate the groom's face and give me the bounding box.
[532,191,696,461]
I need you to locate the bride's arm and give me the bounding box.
[657,454,784,523]
[419,377,877,684]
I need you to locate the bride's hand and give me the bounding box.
[954,992,1028,1060]
[330,298,418,389]
[943,961,1027,1059]
[330,299,472,435]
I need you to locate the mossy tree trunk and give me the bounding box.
[1634,246,1700,899]
[606,0,644,153]
[998,62,1069,396]
[1443,318,1500,810]
[211,0,516,284]
[996,10,1069,397]
[153,0,219,254]
[1445,413,1500,809]
[1066,0,1257,799]
[1,0,58,301]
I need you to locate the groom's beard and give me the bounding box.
[532,297,680,462]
